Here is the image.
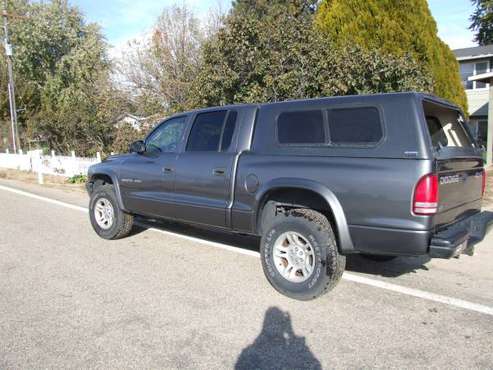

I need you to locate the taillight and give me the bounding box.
[413,174,439,215]
[481,169,487,198]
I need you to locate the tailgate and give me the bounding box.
[423,100,484,227]
[436,157,483,223]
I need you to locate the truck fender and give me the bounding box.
[88,170,127,212]
[254,178,355,253]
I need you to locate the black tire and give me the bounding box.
[260,207,345,301]
[89,184,134,240]
[361,254,397,262]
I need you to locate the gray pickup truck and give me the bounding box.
[87,92,491,300]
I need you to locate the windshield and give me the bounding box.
[423,101,474,150]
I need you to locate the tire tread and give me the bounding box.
[289,208,345,298]
[91,184,134,240]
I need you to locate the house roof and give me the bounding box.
[454,45,493,61]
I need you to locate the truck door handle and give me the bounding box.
[163,167,174,173]
[213,168,226,176]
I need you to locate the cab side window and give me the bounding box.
[146,116,187,153]
[221,111,237,151]
[187,111,238,152]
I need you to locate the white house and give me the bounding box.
[454,45,493,166]
[114,114,148,131]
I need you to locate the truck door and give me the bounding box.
[119,116,188,218]
[173,110,238,228]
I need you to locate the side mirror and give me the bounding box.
[129,140,146,154]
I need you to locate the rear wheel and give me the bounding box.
[89,184,134,240]
[260,207,345,300]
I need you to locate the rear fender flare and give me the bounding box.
[254,178,354,253]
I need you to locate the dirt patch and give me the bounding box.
[0,168,85,192]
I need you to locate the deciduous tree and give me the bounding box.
[0,0,120,154]
[118,4,204,115]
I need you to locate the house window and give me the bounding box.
[460,63,474,89]
[460,60,490,90]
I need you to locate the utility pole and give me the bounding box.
[2,0,19,152]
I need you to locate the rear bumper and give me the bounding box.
[349,211,493,258]
[429,211,493,258]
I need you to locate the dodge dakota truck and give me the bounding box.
[87,92,492,300]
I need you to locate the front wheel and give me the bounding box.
[260,208,345,301]
[89,184,134,240]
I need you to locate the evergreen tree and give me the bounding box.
[190,0,432,108]
[315,0,468,113]
[470,0,493,45]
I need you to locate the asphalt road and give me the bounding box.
[0,178,492,369]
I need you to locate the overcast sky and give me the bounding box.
[69,0,477,51]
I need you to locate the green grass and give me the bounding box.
[67,174,87,184]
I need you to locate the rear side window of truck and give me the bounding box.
[327,107,383,145]
[277,110,326,144]
[276,106,383,146]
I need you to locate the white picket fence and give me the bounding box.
[0,149,103,182]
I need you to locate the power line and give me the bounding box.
[2,0,20,152]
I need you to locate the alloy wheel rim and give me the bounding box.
[94,198,114,230]
[272,231,315,283]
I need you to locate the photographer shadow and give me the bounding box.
[235,307,321,370]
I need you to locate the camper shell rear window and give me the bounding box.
[423,101,474,150]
